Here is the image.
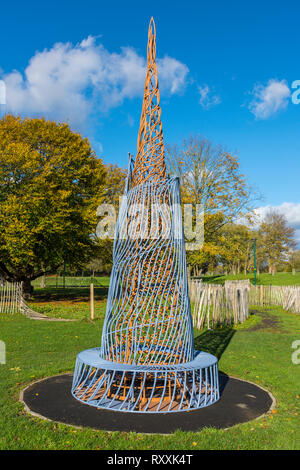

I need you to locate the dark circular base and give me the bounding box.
[21,373,274,434]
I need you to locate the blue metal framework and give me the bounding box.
[72,17,219,413]
[72,349,218,412]
[101,173,194,366]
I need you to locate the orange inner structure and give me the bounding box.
[132,17,166,186]
[77,368,211,411]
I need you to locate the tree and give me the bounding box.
[0,115,107,296]
[166,135,258,273]
[90,164,126,276]
[104,164,127,205]
[166,135,256,225]
[287,250,300,274]
[259,210,296,275]
[219,223,252,274]
[247,232,267,276]
[86,238,114,276]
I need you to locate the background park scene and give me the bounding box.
[0,0,300,452]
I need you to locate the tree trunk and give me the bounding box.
[200,262,210,275]
[40,274,46,288]
[22,278,33,299]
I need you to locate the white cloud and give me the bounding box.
[1,37,189,128]
[0,80,5,105]
[249,79,290,119]
[253,202,300,245]
[157,56,189,94]
[198,84,221,109]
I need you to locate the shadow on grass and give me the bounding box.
[194,326,235,394]
[194,325,235,360]
[195,275,224,284]
[32,286,109,303]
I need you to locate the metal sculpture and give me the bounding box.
[132,18,166,186]
[72,18,219,412]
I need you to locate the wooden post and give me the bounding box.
[260,285,263,306]
[90,283,94,320]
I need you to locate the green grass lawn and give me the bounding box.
[28,286,109,320]
[0,306,299,450]
[32,276,111,288]
[32,272,300,293]
[27,272,300,320]
[200,272,300,286]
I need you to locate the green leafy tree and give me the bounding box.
[259,210,296,275]
[0,115,107,296]
[288,249,300,274]
[104,164,127,205]
[219,223,252,274]
[86,238,114,276]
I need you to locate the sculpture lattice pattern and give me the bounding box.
[101,175,194,366]
[72,17,219,412]
[132,18,166,186]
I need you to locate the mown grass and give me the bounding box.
[32,272,300,293]
[0,306,299,450]
[28,286,109,320]
[32,276,111,288]
[200,272,300,286]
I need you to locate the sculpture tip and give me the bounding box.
[149,17,156,36]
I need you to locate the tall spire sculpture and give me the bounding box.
[132,18,166,186]
[72,18,219,412]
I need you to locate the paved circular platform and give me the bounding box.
[21,373,274,434]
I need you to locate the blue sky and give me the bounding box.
[0,0,300,241]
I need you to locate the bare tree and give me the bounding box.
[166,135,259,232]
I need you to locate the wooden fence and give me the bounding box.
[2,275,300,323]
[190,279,300,330]
[0,280,44,317]
[0,281,23,314]
[190,279,249,329]
[249,285,300,314]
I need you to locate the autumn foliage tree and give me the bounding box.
[104,164,127,205]
[258,210,296,275]
[85,164,127,276]
[219,223,252,274]
[288,249,300,274]
[0,115,107,296]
